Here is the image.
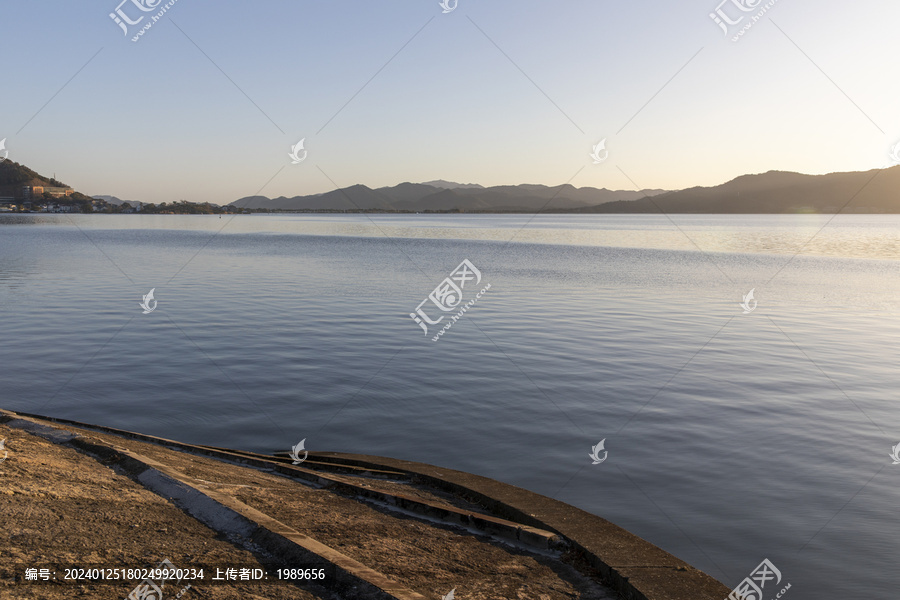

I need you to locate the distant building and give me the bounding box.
[43,204,78,213]
[22,185,74,199]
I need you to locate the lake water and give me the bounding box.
[2,213,899,598]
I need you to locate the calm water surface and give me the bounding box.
[2,213,899,598]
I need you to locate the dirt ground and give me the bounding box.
[1,422,329,600]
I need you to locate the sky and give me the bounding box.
[1,0,899,204]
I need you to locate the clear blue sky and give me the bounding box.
[2,0,898,204]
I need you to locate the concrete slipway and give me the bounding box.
[0,409,731,600]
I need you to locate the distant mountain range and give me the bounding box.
[420,180,485,190]
[231,182,668,212]
[574,167,900,214]
[91,195,142,208]
[8,158,900,214]
[230,167,900,213]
